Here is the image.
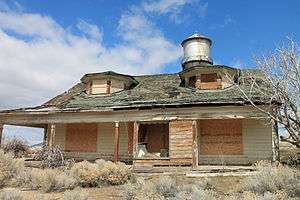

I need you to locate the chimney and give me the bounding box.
[181,33,213,70]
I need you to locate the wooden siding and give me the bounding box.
[199,119,272,165]
[199,119,243,155]
[66,123,98,152]
[169,120,193,160]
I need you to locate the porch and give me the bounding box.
[0,106,278,168]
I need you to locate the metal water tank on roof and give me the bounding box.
[181,33,213,69]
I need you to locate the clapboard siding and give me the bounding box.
[54,124,65,149]
[199,119,272,164]
[169,120,193,159]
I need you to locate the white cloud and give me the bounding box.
[142,0,207,24]
[0,10,181,110]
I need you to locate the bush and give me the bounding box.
[63,189,90,200]
[2,138,29,158]
[242,161,300,197]
[34,145,74,169]
[281,150,300,168]
[70,160,132,187]
[70,161,101,187]
[13,168,77,192]
[0,150,24,188]
[153,176,178,198]
[95,160,133,185]
[0,188,23,200]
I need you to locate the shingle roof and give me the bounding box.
[0,67,267,113]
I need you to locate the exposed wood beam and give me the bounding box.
[43,126,48,146]
[0,124,3,147]
[133,122,139,158]
[113,122,120,162]
[192,120,199,168]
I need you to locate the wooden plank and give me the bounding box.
[127,122,134,155]
[192,120,198,168]
[114,122,120,162]
[132,122,139,157]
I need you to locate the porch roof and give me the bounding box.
[0,67,269,114]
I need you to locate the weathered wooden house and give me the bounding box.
[0,34,279,168]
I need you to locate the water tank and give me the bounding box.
[181,33,213,69]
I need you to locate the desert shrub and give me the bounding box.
[32,168,77,192]
[2,138,29,158]
[63,189,90,200]
[70,160,132,187]
[0,188,23,200]
[95,159,133,185]
[281,150,300,168]
[70,161,101,187]
[34,145,74,169]
[0,150,24,188]
[242,161,300,197]
[153,176,179,198]
[13,168,77,192]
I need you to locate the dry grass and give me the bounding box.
[2,138,29,158]
[13,168,77,192]
[63,189,90,200]
[241,161,300,198]
[70,160,132,187]
[0,188,23,200]
[0,150,24,188]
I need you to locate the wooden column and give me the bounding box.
[192,120,199,168]
[0,124,3,147]
[114,122,120,162]
[48,124,56,149]
[132,122,139,158]
[272,120,280,163]
[43,125,48,146]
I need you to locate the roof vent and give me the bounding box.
[181,33,213,69]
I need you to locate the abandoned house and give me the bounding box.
[0,34,279,168]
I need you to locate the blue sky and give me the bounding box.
[0,0,299,144]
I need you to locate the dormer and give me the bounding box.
[81,71,137,95]
[180,34,239,90]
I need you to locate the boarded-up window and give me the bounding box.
[65,123,98,152]
[201,73,218,82]
[188,76,196,87]
[199,119,243,155]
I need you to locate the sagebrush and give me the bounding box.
[0,150,24,188]
[2,138,29,158]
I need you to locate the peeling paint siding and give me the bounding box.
[198,119,272,164]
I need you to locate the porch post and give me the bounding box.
[114,122,120,162]
[132,122,139,157]
[49,124,56,149]
[43,125,48,146]
[272,120,280,163]
[0,124,3,147]
[192,120,199,168]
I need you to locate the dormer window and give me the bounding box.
[81,71,137,95]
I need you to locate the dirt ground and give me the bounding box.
[10,175,245,200]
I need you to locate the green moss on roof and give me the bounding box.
[61,71,263,110]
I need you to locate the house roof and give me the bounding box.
[0,66,268,114]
